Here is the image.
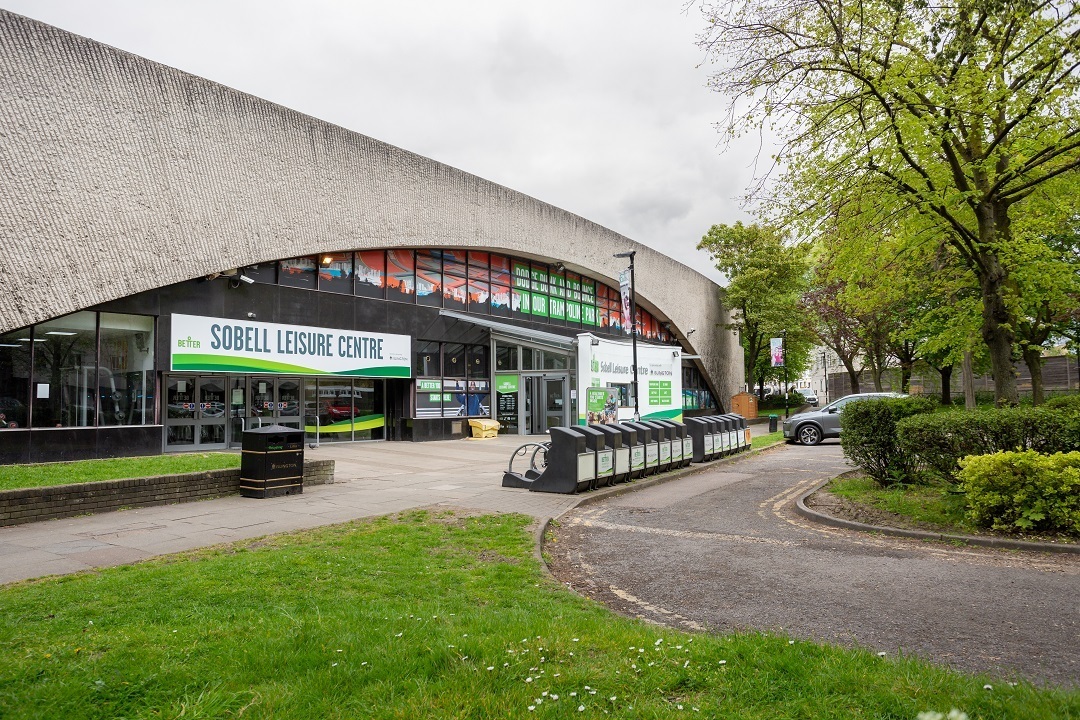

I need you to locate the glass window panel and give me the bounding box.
[355,250,386,299]
[581,277,596,304]
[609,304,623,333]
[598,304,611,332]
[244,262,276,284]
[467,344,489,379]
[279,256,317,289]
[468,251,490,281]
[444,250,467,277]
[386,250,416,303]
[442,274,467,311]
[415,382,444,418]
[414,340,442,377]
[0,328,32,428]
[444,343,466,378]
[547,296,566,326]
[98,313,155,426]
[512,287,532,319]
[31,311,98,428]
[318,252,354,294]
[443,378,467,417]
[542,352,568,370]
[467,279,489,314]
[495,343,517,371]
[512,261,531,290]
[564,301,582,327]
[490,255,512,285]
[582,304,598,327]
[549,272,566,298]
[566,273,581,302]
[521,347,535,371]
[530,264,548,293]
[415,250,443,308]
[490,283,512,318]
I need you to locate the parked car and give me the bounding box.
[803,391,818,406]
[783,392,903,445]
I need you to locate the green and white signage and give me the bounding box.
[171,313,411,377]
[576,333,683,424]
[495,374,519,394]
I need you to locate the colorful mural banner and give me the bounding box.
[770,337,785,367]
[171,314,411,377]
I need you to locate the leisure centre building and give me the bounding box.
[0,10,741,463]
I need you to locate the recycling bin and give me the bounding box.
[640,420,672,471]
[606,423,645,479]
[568,425,615,489]
[594,424,630,483]
[528,426,593,494]
[769,414,778,433]
[626,421,660,475]
[240,424,305,498]
[666,420,692,468]
[686,417,711,463]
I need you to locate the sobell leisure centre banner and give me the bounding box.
[171,314,412,377]
[575,333,683,424]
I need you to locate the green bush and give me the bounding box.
[957,450,1080,534]
[1043,394,1080,413]
[896,407,1080,483]
[840,396,937,485]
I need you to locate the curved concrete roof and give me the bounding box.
[0,10,742,405]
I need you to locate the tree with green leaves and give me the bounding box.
[697,0,1080,405]
[698,222,809,397]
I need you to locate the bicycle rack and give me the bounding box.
[501,441,550,489]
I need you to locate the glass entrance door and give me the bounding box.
[523,375,567,435]
[164,375,226,450]
[248,377,303,431]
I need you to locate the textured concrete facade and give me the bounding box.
[0,11,741,404]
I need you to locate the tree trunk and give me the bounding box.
[962,351,976,410]
[939,364,953,405]
[843,360,861,395]
[1023,346,1044,406]
[900,362,913,394]
[976,241,1018,407]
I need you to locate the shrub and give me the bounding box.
[1043,394,1080,413]
[840,396,936,485]
[957,450,1080,534]
[897,407,1080,483]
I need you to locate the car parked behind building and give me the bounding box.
[783,392,903,445]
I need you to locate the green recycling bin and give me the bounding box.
[768,414,778,433]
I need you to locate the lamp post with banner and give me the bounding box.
[614,251,639,421]
[770,333,788,419]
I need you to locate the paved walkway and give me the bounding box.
[0,422,777,586]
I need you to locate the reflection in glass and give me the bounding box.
[99,313,154,426]
[355,250,386,299]
[0,329,31,429]
[442,274,467,312]
[386,250,415,302]
[31,311,98,428]
[279,256,317,289]
[318,253,354,294]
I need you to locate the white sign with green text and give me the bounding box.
[171,314,411,377]
[575,332,683,425]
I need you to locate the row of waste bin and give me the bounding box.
[502,414,751,494]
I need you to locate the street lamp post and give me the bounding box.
[781,330,789,419]
[613,250,639,421]
[821,351,828,405]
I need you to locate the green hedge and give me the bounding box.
[957,450,1080,534]
[839,396,937,485]
[896,407,1080,483]
[1043,394,1080,413]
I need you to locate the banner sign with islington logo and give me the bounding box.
[171,314,412,378]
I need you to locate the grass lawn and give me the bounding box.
[0,453,241,492]
[751,430,785,450]
[1,512,1074,719]
[828,474,972,530]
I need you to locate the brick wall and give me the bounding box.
[0,459,334,527]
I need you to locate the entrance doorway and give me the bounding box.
[523,374,567,435]
[164,375,227,450]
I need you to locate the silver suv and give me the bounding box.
[783,392,903,445]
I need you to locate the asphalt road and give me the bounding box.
[546,442,1080,688]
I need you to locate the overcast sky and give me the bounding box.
[4,0,767,284]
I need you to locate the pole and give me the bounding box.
[629,255,640,421]
[614,250,640,421]
[822,351,828,405]
[782,330,789,419]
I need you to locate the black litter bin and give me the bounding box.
[768,414,778,433]
[241,424,305,498]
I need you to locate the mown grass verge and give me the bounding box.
[1,511,1074,718]
[751,430,785,450]
[0,453,241,492]
[828,474,971,529]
